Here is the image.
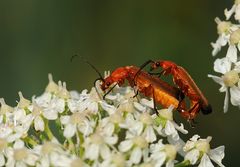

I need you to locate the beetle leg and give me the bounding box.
[103,83,118,100]
[152,86,158,115]
[188,119,197,128]
[179,102,200,121]
[133,89,139,98]
[145,84,158,114]
[148,70,165,78]
[176,90,186,112]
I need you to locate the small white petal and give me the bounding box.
[129,147,142,164]
[238,42,240,52]
[14,109,26,121]
[60,116,70,125]
[0,126,13,139]
[223,88,229,113]
[88,101,98,113]
[100,102,116,115]
[164,121,179,140]
[67,99,79,112]
[211,37,223,56]
[69,90,80,99]
[34,116,44,131]
[133,102,146,112]
[34,92,52,107]
[166,160,175,167]
[152,152,166,167]
[140,98,154,108]
[43,109,58,120]
[226,45,237,63]
[105,94,117,100]
[198,154,214,167]
[0,153,5,166]
[235,5,240,21]
[64,124,76,138]
[25,153,39,166]
[184,149,199,165]
[224,5,236,20]
[7,133,22,143]
[55,98,65,113]
[78,120,94,137]
[172,122,188,134]
[103,122,114,136]
[143,126,156,143]
[14,140,24,149]
[104,135,118,145]
[167,136,186,157]
[219,85,227,92]
[119,140,133,152]
[208,75,224,86]
[213,58,231,74]
[100,144,111,160]
[219,34,229,46]
[129,122,143,136]
[230,86,240,106]
[85,144,99,160]
[209,146,225,167]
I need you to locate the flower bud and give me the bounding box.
[215,18,231,35]
[17,92,31,109]
[235,0,240,5]
[230,29,240,45]
[134,136,148,148]
[164,144,177,160]
[45,74,59,94]
[14,148,28,161]
[158,108,173,121]
[222,70,239,87]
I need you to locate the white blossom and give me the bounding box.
[183,135,225,167]
[208,57,240,112]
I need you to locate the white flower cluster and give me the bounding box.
[210,0,240,113]
[0,74,225,167]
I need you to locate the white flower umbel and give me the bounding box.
[211,18,239,56]
[153,106,188,141]
[211,0,240,112]
[0,74,225,167]
[208,57,240,112]
[183,135,225,167]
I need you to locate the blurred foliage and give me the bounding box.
[0,0,236,165]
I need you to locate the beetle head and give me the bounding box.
[100,77,114,91]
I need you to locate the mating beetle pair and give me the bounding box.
[92,60,212,123]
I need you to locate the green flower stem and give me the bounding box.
[67,138,76,154]
[44,119,54,140]
[77,131,84,157]
[24,136,38,146]
[154,116,167,127]
[175,160,191,167]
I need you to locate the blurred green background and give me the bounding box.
[0,0,237,166]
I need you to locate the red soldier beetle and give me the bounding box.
[99,65,195,120]
[139,60,212,119]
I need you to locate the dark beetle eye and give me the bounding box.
[106,82,111,86]
[156,62,160,67]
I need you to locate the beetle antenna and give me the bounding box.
[103,83,118,100]
[133,59,154,83]
[71,54,104,81]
